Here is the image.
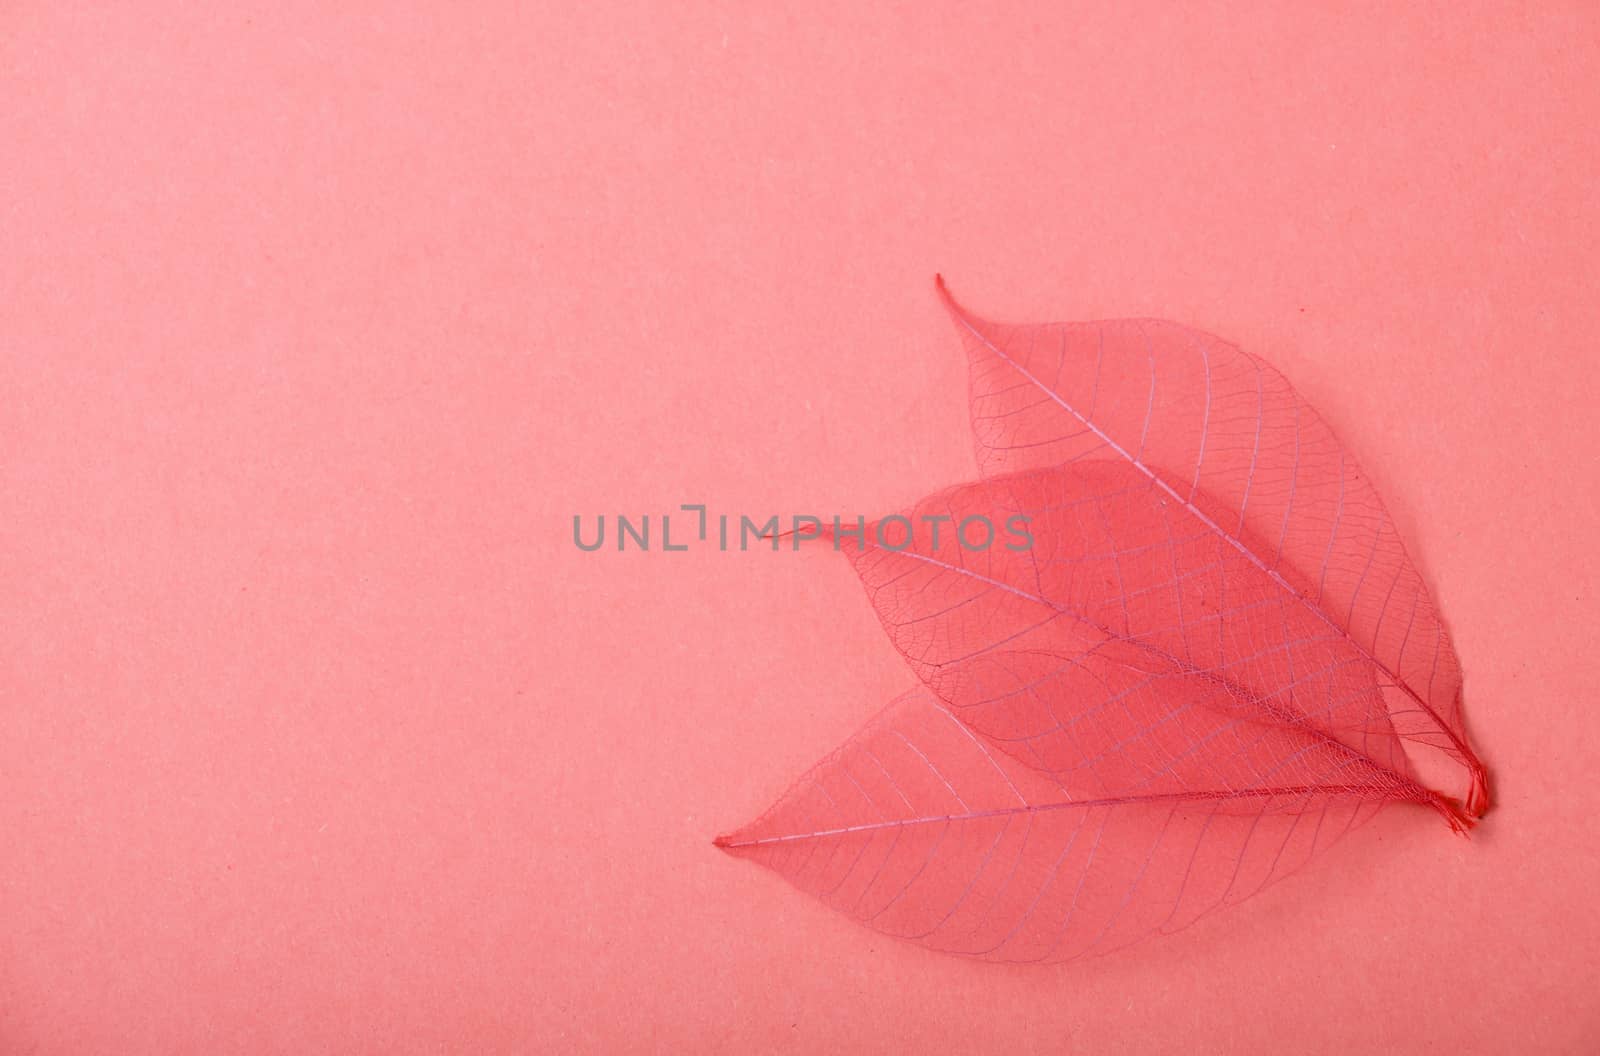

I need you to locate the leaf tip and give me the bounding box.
[933,274,990,336]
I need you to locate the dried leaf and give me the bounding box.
[938,278,1486,814]
[717,687,1409,963]
[718,283,1488,962]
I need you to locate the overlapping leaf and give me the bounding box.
[717,282,1487,963]
[940,278,1484,813]
[717,687,1405,963]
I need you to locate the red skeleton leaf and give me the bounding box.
[716,280,1489,964]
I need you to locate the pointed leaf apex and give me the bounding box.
[933,274,990,334]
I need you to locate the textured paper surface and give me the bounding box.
[4,4,1598,1052]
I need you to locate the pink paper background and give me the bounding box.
[5,4,1598,1053]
